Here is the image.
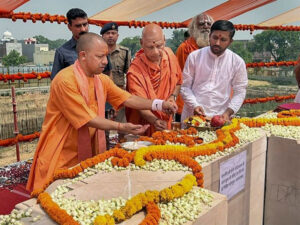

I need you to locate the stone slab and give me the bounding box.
[264,136,300,225]
[16,134,267,225]
[18,170,227,225]
[202,134,267,225]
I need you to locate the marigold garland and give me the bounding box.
[32,111,300,225]
[0,72,50,82]
[0,132,40,147]
[2,12,300,32]
[234,24,300,32]
[37,192,80,225]
[246,61,297,68]
[277,110,300,118]
[139,202,161,225]
[243,94,296,104]
[93,174,195,224]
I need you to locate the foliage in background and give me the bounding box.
[166,29,187,53]
[119,36,141,58]
[248,74,297,86]
[34,35,67,50]
[229,41,253,63]
[250,31,300,61]
[2,50,27,68]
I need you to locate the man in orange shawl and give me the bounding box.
[126,24,182,136]
[175,13,214,121]
[27,33,177,191]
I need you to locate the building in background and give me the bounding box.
[34,49,55,66]
[0,32,55,65]
[0,31,22,58]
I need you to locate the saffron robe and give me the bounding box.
[26,65,130,191]
[126,47,182,136]
[175,37,199,114]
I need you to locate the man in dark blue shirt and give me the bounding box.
[51,8,111,80]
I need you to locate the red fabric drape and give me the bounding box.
[0,0,29,13]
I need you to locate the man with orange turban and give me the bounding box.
[126,24,182,136]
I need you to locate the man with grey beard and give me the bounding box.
[174,13,214,122]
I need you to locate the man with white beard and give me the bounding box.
[175,13,214,122]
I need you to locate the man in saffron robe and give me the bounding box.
[27,33,177,191]
[126,24,182,136]
[175,13,214,121]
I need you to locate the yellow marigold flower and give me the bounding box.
[130,195,143,210]
[171,185,185,198]
[112,210,126,222]
[145,190,160,203]
[94,214,115,225]
[122,201,138,217]
[160,188,174,202]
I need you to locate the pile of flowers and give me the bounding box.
[8,110,300,225]
[0,161,31,189]
[183,115,207,127]
[0,208,35,225]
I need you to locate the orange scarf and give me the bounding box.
[183,38,198,60]
[73,60,106,161]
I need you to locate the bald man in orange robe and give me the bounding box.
[175,13,214,121]
[27,33,177,191]
[126,24,182,136]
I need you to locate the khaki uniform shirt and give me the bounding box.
[109,44,131,87]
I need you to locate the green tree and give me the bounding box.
[229,41,253,63]
[166,29,186,53]
[119,36,141,57]
[2,50,27,67]
[34,35,67,50]
[251,31,300,61]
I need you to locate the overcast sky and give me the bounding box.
[1,0,299,42]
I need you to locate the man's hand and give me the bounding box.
[193,106,205,116]
[162,100,177,114]
[120,123,150,135]
[221,113,230,122]
[221,108,234,121]
[167,95,176,103]
[154,119,167,131]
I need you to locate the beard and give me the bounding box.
[191,29,209,48]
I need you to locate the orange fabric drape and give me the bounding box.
[182,0,275,26]
[0,0,29,13]
[175,37,199,114]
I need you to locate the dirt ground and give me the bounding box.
[248,80,271,87]
[0,140,37,167]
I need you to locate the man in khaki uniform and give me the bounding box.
[101,22,131,140]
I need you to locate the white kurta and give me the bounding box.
[180,46,248,121]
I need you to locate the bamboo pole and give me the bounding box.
[11,86,20,162]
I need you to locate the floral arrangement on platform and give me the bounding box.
[183,115,207,127]
[4,110,300,225]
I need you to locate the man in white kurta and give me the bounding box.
[180,20,248,122]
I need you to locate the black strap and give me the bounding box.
[123,49,129,74]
